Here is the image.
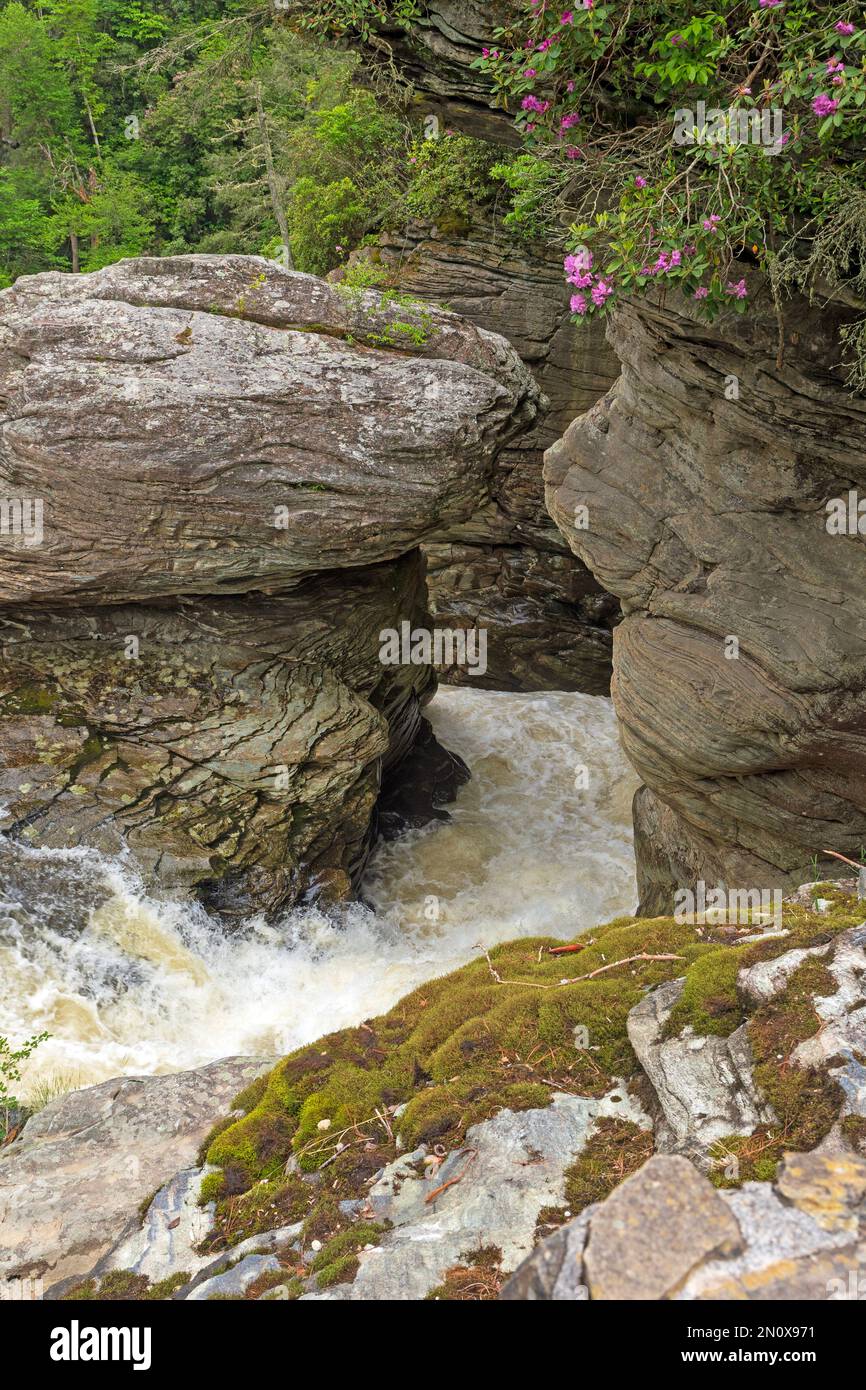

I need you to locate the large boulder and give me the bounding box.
[0,255,539,605]
[0,255,539,909]
[545,275,866,907]
[0,1056,271,1296]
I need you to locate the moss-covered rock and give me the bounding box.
[199,890,866,1284]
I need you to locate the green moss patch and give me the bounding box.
[309,1222,385,1289]
[63,1270,190,1301]
[205,920,715,1195]
[201,892,864,1244]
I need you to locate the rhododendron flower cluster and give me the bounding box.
[470,0,865,344]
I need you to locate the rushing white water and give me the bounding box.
[0,689,638,1095]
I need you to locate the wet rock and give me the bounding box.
[375,715,470,839]
[0,1056,272,1295]
[627,978,775,1149]
[0,554,438,914]
[582,1155,742,1300]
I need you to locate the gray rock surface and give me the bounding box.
[0,1055,270,1295]
[0,255,539,604]
[627,978,775,1150]
[304,1085,649,1301]
[186,1253,280,1302]
[544,276,866,906]
[97,1167,219,1285]
[503,1151,866,1301]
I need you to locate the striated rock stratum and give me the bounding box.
[545,275,866,909]
[0,255,540,912]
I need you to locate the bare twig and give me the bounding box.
[559,952,685,984]
[476,945,684,989]
[425,1149,477,1205]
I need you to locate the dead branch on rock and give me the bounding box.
[477,945,685,989]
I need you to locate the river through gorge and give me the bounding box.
[0,688,638,1095]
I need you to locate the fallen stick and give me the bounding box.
[821,849,861,869]
[558,952,686,984]
[425,1149,477,1205]
[477,945,685,989]
[548,942,588,956]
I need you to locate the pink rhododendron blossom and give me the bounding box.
[693,287,709,300]
[725,279,748,299]
[566,80,575,92]
[635,176,647,188]
[561,10,574,23]
[524,68,537,77]
[564,249,593,276]
[836,22,855,35]
[565,145,583,158]
[702,213,721,231]
[570,293,588,314]
[591,280,613,306]
[812,93,839,115]
[560,112,580,130]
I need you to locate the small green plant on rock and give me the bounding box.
[1,1031,49,1142]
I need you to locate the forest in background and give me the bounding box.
[0,0,526,287]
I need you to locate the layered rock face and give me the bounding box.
[0,255,539,912]
[369,221,621,690]
[350,1,517,144]
[545,276,866,910]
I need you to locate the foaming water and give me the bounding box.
[0,689,638,1094]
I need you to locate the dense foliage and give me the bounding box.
[2,1,863,378]
[471,0,866,373]
[0,0,505,286]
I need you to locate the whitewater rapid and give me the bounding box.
[0,688,638,1095]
